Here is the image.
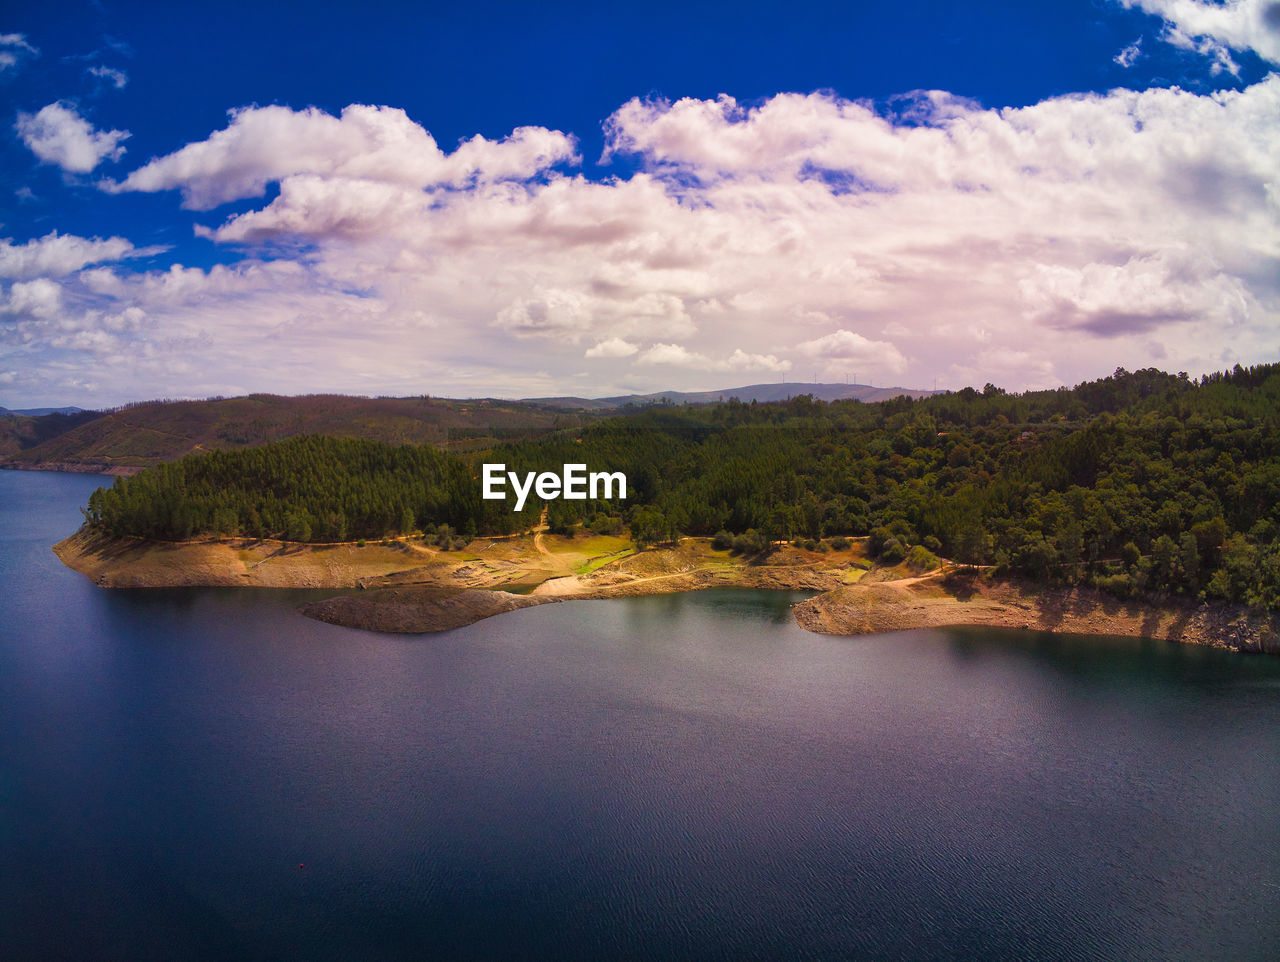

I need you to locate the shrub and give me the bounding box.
[1098,573,1136,599]
[711,530,734,551]
[589,513,622,536]
[732,529,768,555]
[829,536,850,551]
[869,527,894,556]
[907,545,940,572]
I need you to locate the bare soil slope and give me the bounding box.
[794,571,1280,654]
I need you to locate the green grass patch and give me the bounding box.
[549,534,631,557]
[572,547,634,575]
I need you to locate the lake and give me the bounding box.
[2,469,1279,960]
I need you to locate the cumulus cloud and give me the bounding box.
[3,278,63,319]
[585,337,640,358]
[493,287,693,343]
[0,33,37,72]
[1017,249,1251,336]
[9,78,1280,404]
[0,231,158,280]
[103,103,579,209]
[1120,0,1280,66]
[722,348,791,372]
[796,329,909,373]
[15,103,129,173]
[638,343,790,372]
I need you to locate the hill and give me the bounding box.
[0,405,85,417]
[0,394,591,475]
[0,409,105,463]
[522,381,935,408]
[0,381,937,474]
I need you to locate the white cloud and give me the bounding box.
[196,175,424,242]
[494,288,595,339]
[1115,38,1144,67]
[637,343,791,372]
[104,104,578,210]
[723,348,791,372]
[492,286,693,343]
[87,65,128,89]
[0,33,37,72]
[585,337,640,358]
[8,79,1280,404]
[1120,0,1280,66]
[1168,25,1242,75]
[0,33,36,51]
[3,278,63,319]
[15,103,129,173]
[1017,249,1251,336]
[637,342,705,367]
[0,232,156,280]
[796,329,909,373]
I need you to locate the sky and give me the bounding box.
[1,0,1277,407]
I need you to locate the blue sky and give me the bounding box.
[1,0,1277,406]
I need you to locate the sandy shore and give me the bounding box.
[54,529,860,632]
[794,570,1280,654]
[53,529,455,588]
[53,529,1278,651]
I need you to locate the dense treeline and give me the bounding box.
[84,436,533,542]
[83,363,1280,609]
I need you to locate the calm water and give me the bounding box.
[2,470,1279,961]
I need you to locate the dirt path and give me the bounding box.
[532,508,551,557]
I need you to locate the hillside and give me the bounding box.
[0,394,592,474]
[0,382,936,474]
[0,405,85,417]
[0,409,104,462]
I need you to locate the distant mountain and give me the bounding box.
[0,405,85,417]
[520,381,937,409]
[0,385,939,475]
[0,407,104,463]
[0,395,594,474]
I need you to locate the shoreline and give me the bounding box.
[53,529,1279,652]
[793,571,1280,655]
[1,461,140,476]
[302,565,840,634]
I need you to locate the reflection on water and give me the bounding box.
[2,470,1279,961]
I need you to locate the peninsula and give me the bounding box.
[41,362,1280,653]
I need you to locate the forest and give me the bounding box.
[81,363,1280,610]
